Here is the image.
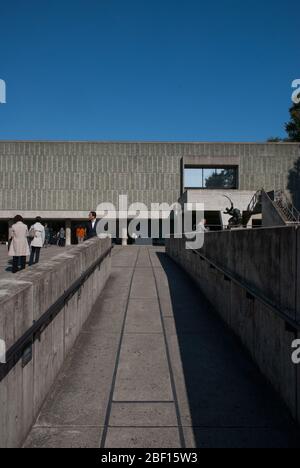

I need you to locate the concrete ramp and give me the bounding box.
[24,247,300,448]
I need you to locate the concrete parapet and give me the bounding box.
[0,238,111,447]
[166,227,300,425]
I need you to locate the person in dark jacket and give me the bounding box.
[86,211,99,239]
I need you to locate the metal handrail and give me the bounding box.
[247,189,262,213]
[274,190,300,223]
[174,244,300,332]
[0,245,113,383]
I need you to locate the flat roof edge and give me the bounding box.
[0,140,299,145]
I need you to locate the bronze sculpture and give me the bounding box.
[223,196,242,229]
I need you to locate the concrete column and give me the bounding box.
[65,220,72,246]
[8,220,13,243]
[121,227,128,246]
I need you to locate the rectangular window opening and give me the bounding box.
[184,166,238,190]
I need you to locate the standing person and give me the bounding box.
[8,215,30,273]
[58,227,66,247]
[29,217,45,266]
[196,218,209,233]
[76,225,85,244]
[86,211,98,239]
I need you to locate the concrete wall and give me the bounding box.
[166,226,300,424]
[0,142,299,215]
[261,191,286,228]
[183,143,300,197]
[181,189,256,226]
[0,237,111,448]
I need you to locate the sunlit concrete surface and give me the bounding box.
[0,245,73,278]
[23,246,300,448]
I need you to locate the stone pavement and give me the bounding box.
[0,245,72,278]
[23,246,300,448]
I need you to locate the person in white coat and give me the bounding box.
[8,215,30,273]
[29,217,45,266]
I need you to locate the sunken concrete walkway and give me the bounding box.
[24,246,300,448]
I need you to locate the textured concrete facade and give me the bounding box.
[0,141,299,215]
[0,237,111,448]
[166,226,300,426]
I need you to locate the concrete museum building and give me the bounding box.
[0,141,299,245]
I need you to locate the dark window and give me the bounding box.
[184,167,238,189]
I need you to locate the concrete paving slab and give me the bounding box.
[101,286,130,300]
[148,248,166,268]
[113,334,173,402]
[162,317,177,336]
[24,427,102,448]
[100,269,133,299]
[105,427,181,448]
[136,249,152,268]
[111,248,139,268]
[124,299,162,334]
[130,269,157,299]
[34,333,120,427]
[83,296,127,335]
[36,389,108,427]
[109,267,135,288]
[158,297,174,318]
[109,403,177,427]
[60,334,120,392]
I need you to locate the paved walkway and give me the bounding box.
[24,247,300,448]
[0,245,72,278]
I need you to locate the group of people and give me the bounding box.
[8,215,45,273]
[8,211,99,274]
[44,226,66,247]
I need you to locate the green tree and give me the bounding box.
[285,98,300,142]
[205,169,236,189]
[267,137,283,143]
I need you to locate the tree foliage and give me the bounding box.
[285,98,300,142]
[205,169,236,189]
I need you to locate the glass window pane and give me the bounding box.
[203,168,217,187]
[184,167,238,189]
[184,169,203,188]
[204,168,237,189]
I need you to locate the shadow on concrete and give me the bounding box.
[287,157,300,211]
[156,251,300,448]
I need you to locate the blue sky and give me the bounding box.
[0,0,298,141]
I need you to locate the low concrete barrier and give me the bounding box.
[166,227,300,425]
[0,238,111,448]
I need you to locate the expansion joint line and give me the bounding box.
[99,248,141,448]
[148,248,186,449]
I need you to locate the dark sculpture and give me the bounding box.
[223,196,242,229]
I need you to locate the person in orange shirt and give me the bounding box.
[76,226,86,244]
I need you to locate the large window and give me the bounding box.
[184,167,238,189]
